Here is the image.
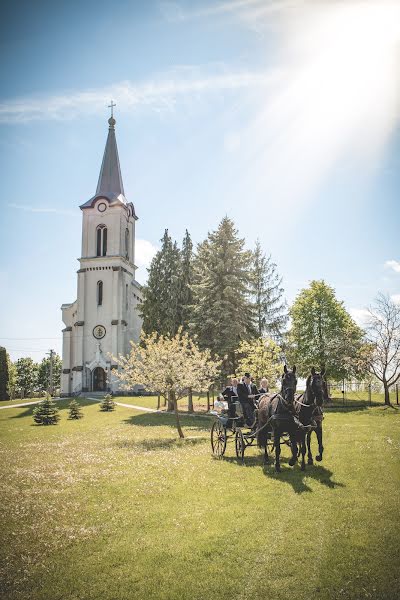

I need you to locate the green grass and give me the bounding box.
[1,398,399,600]
[0,397,44,406]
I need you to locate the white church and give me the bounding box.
[61,113,143,396]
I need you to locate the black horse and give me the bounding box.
[257,365,299,472]
[294,367,325,470]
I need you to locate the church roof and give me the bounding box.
[81,116,134,211]
[96,117,125,198]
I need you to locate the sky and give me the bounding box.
[1,0,400,362]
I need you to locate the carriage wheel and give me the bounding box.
[211,420,227,458]
[235,429,245,463]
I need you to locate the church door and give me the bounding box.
[93,367,106,392]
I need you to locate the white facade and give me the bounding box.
[61,117,142,395]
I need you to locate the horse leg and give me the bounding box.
[307,430,314,465]
[289,430,299,467]
[275,428,281,472]
[315,424,324,461]
[264,435,270,465]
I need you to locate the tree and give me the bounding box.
[0,347,9,400]
[251,240,288,340]
[99,394,116,412]
[113,329,219,438]
[190,217,255,377]
[7,356,17,400]
[364,294,400,406]
[287,280,364,380]
[141,230,182,336]
[178,229,194,331]
[68,399,83,419]
[37,354,62,393]
[237,337,282,384]
[15,357,39,397]
[33,394,60,425]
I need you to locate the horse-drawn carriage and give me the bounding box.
[210,366,326,471]
[210,395,292,463]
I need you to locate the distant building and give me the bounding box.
[61,115,142,396]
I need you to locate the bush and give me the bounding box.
[68,399,83,420]
[99,394,115,412]
[33,395,60,425]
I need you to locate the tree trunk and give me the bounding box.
[167,390,174,412]
[188,387,193,413]
[172,391,184,438]
[157,394,160,410]
[383,381,391,406]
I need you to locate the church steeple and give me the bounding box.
[96,115,125,198]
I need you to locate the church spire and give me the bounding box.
[96,104,125,198]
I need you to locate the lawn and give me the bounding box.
[0,399,399,600]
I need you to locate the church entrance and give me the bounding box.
[93,367,106,392]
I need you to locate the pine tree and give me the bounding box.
[33,394,60,425]
[178,229,194,330]
[68,399,83,419]
[140,230,181,335]
[99,394,115,412]
[251,240,288,340]
[0,347,9,400]
[190,217,255,376]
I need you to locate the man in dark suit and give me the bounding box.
[237,373,259,428]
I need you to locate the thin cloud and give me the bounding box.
[0,68,279,124]
[391,294,400,304]
[385,259,400,273]
[349,307,369,326]
[8,203,78,217]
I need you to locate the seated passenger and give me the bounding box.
[221,378,239,425]
[258,378,269,395]
[237,373,259,428]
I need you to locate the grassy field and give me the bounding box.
[1,398,399,600]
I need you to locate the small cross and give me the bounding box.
[108,100,116,118]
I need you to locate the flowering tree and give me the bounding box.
[237,337,282,385]
[113,329,219,438]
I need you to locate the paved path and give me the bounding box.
[0,399,62,410]
[0,397,212,419]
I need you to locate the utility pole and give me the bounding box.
[47,349,55,397]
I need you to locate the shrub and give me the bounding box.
[99,394,115,412]
[33,394,60,425]
[68,399,83,420]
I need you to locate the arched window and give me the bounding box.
[97,281,103,306]
[125,228,129,259]
[96,225,107,257]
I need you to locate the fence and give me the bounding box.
[325,380,399,408]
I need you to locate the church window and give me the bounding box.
[125,228,129,259]
[96,225,107,257]
[97,281,103,306]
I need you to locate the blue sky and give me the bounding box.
[1,0,400,361]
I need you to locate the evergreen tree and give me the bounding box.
[16,357,39,397]
[286,280,364,380]
[33,394,60,425]
[99,394,115,412]
[251,240,288,340]
[178,229,194,330]
[0,347,9,400]
[190,217,255,376]
[140,230,181,335]
[68,399,83,419]
[37,354,62,393]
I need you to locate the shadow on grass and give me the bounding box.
[9,397,100,420]
[122,412,211,431]
[115,436,207,451]
[222,453,345,494]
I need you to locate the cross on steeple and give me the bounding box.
[108,100,116,118]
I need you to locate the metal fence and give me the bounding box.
[325,381,399,408]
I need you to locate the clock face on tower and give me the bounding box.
[93,325,106,339]
[98,202,107,213]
